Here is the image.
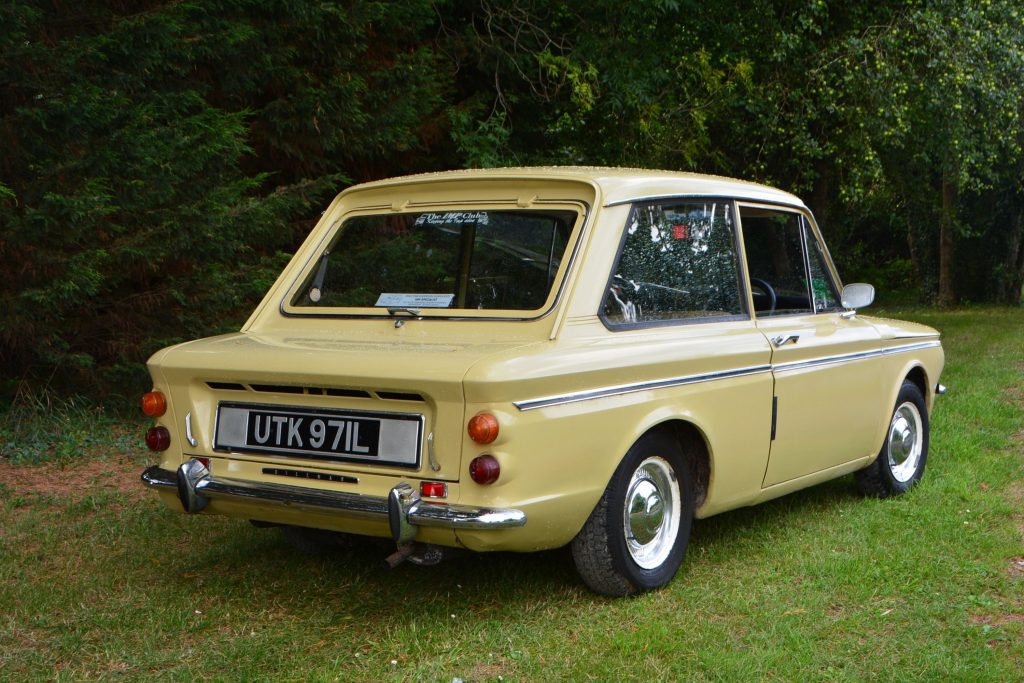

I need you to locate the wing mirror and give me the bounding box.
[841,283,875,310]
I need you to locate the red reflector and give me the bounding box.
[467,412,499,445]
[469,454,500,485]
[145,426,171,451]
[196,457,211,470]
[141,391,167,417]
[420,481,447,498]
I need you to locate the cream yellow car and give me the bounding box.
[140,168,944,596]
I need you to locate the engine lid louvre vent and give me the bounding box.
[206,382,419,402]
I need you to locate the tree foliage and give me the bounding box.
[1,0,1022,398]
[0,0,448,395]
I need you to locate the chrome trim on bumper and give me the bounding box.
[141,462,526,540]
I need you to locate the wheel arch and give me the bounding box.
[870,361,931,454]
[904,364,930,405]
[645,419,712,513]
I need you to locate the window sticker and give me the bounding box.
[672,224,690,240]
[414,212,490,226]
[375,293,455,308]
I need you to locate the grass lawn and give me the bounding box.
[1,308,1021,681]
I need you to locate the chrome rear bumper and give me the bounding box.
[141,460,526,543]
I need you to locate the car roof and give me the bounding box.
[344,167,807,210]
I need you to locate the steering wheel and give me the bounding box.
[749,277,777,312]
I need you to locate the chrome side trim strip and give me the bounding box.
[513,340,941,411]
[140,465,527,531]
[513,365,773,412]
[773,340,941,374]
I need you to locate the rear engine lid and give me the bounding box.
[150,331,541,481]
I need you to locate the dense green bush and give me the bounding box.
[0,1,447,395]
[1,1,1021,400]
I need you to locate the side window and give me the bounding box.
[739,209,813,316]
[803,219,841,312]
[602,200,744,325]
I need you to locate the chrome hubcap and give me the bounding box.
[887,402,923,483]
[624,457,681,569]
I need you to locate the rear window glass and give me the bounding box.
[291,209,578,313]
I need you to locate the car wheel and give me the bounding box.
[279,525,352,554]
[856,380,929,498]
[571,431,694,596]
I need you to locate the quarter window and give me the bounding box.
[739,207,840,315]
[805,223,841,311]
[602,201,744,325]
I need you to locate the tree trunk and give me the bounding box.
[906,218,923,285]
[1001,208,1024,305]
[937,178,957,307]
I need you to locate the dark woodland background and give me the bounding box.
[2,0,1022,400]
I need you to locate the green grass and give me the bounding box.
[1,308,1022,681]
[0,388,140,464]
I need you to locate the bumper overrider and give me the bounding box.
[141,459,526,544]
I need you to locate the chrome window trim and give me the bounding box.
[513,339,940,411]
[598,197,751,331]
[605,194,806,211]
[278,200,591,323]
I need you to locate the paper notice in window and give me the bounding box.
[375,293,455,308]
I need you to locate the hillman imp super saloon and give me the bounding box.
[141,168,944,596]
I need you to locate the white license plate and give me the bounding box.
[214,402,423,467]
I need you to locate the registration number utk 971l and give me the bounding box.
[213,403,423,467]
[249,412,379,455]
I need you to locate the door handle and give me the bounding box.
[771,333,800,347]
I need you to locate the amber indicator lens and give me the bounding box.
[145,426,171,451]
[469,454,500,485]
[420,481,447,498]
[467,412,499,444]
[141,391,167,417]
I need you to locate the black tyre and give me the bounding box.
[571,431,694,596]
[856,380,929,498]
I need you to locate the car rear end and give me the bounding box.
[140,171,600,553]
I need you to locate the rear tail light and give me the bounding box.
[469,454,500,485]
[467,412,499,444]
[420,481,447,498]
[145,426,171,451]
[141,391,167,417]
